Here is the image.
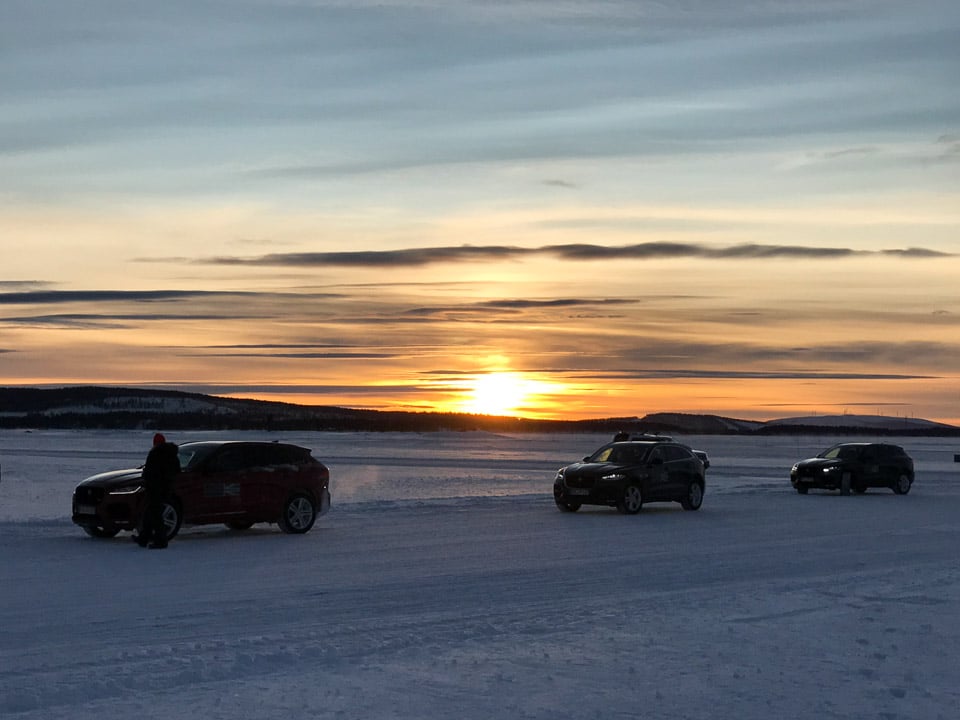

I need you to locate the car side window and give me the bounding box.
[663,446,691,462]
[265,445,304,466]
[208,446,256,473]
[877,445,898,460]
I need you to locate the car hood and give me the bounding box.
[793,457,843,472]
[77,468,144,489]
[561,461,631,479]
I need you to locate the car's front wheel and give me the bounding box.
[617,484,643,514]
[161,500,183,541]
[795,484,809,495]
[680,481,704,511]
[893,474,912,495]
[279,494,317,533]
[554,496,581,512]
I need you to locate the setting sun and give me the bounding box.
[460,372,537,417]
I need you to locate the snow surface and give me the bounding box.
[2,429,959,720]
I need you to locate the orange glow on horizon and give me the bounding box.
[206,373,960,428]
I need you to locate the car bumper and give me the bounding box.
[791,472,843,490]
[72,494,140,532]
[554,482,620,506]
[317,487,331,517]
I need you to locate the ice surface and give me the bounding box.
[1,429,959,719]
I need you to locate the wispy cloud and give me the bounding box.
[0,290,344,306]
[192,242,953,268]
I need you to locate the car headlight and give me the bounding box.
[600,473,627,482]
[108,485,144,495]
[555,469,565,481]
[822,466,841,474]
[791,463,798,473]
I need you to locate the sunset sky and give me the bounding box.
[2,1,959,423]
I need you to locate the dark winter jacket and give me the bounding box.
[142,442,181,496]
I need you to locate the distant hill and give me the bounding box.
[639,411,959,436]
[1,387,958,436]
[638,413,764,434]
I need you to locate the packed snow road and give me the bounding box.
[1,431,959,719]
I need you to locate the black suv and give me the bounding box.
[554,440,705,514]
[72,440,331,540]
[790,442,914,495]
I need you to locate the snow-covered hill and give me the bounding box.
[764,414,955,431]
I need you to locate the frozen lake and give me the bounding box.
[3,429,958,519]
[2,429,959,719]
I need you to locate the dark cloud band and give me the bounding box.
[196,242,953,268]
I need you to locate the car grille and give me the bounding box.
[564,476,596,490]
[107,504,132,521]
[73,486,105,504]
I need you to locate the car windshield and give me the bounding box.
[819,445,863,460]
[590,444,652,464]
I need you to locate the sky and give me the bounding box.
[2,0,959,423]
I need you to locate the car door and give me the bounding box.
[193,444,252,520]
[644,447,670,500]
[661,445,692,497]
[858,445,883,486]
[874,445,904,487]
[238,444,291,520]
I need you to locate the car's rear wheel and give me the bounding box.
[225,520,255,530]
[554,497,581,512]
[617,484,643,514]
[680,481,704,511]
[161,500,183,541]
[279,494,317,533]
[83,525,119,539]
[893,474,912,495]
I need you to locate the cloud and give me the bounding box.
[188,351,401,360]
[543,179,577,189]
[585,369,936,381]
[882,247,953,258]
[0,290,219,305]
[1,313,260,329]
[203,246,530,268]
[192,242,953,268]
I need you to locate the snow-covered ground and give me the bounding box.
[1,429,959,719]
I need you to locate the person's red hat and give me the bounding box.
[153,433,166,446]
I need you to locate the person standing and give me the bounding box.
[137,433,181,549]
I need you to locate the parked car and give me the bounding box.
[790,442,914,495]
[72,440,331,540]
[554,440,705,514]
[611,432,710,469]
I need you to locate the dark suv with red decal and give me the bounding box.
[72,440,330,540]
